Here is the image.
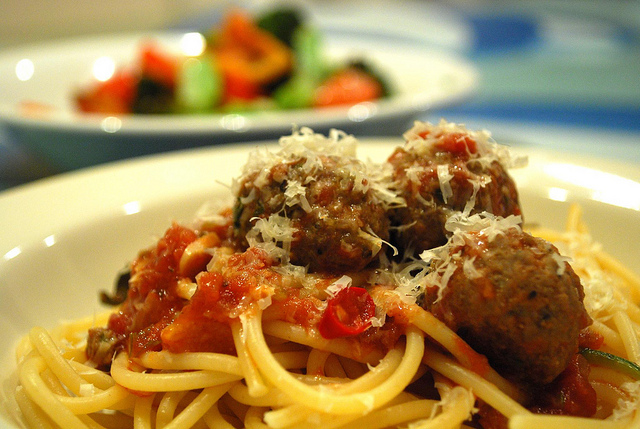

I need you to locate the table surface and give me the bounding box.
[1,0,639,192]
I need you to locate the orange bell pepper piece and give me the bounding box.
[212,10,293,100]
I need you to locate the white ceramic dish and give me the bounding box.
[1,139,639,427]
[0,29,477,171]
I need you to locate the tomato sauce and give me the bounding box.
[532,354,598,417]
[434,133,477,156]
[106,223,285,357]
[98,216,413,364]
[266,292,323,327]
[477,352,598,429]
[161,272,236,355]
[413,129,478,157]
[107,223,197,356]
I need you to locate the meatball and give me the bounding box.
[422,218,591,385]
[388,120,523,253]
[233,130,393,273]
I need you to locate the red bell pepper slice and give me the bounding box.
[313,68,383,108]
[318,286,376,339]
[75,70,136,114]
[223,73,260,102]
[139,42,178,89]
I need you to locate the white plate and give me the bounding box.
[1,139,639,427]
[0,29,477,171]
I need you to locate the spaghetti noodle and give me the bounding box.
[12,123,640,428]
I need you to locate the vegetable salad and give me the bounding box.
[76,7,391,115]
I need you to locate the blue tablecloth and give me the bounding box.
[1,0,638,191]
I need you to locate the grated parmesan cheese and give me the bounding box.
[405,165,427,186]
[192,196,235,231]
[443,212,523,239]
[462,256,482,280]
[462,175,492,216]
[235,127,359,197]
[239,188,257,205]
[325,275,353,298]
[371,259,432,305]
[369,310,386,328]
[611,381,640,421]
[236,128,401,211]
[402,119,528,170]
[420,211,524,302]
[246,215,297,264]
[550,252,571,276]
[284,179,312,212]
[436,164,454,204]
[540,227,629,321]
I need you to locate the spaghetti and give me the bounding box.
[12,123,640,428]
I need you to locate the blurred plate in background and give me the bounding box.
[0,28,477,172]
